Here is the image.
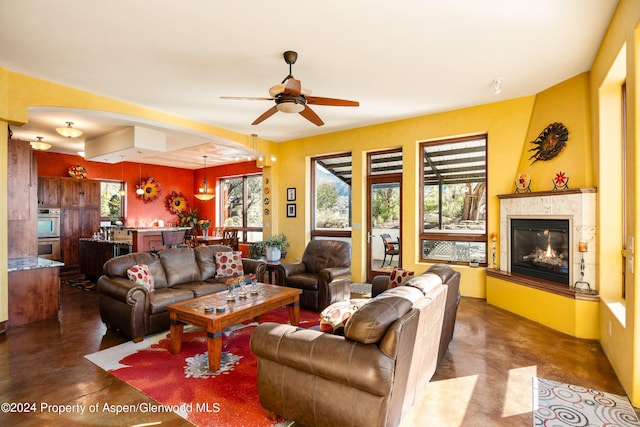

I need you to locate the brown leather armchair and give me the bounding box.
[275,240,352,311]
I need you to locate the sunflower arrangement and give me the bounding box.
[137,177,162,203]
[165,191,188,214]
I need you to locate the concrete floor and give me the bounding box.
[0,283,635,426]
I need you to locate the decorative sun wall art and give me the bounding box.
[136,177,162,203]
[165,191,188,214]
[528,122,569,164]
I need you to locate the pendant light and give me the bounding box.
[56,121,83,138]
[30,136,51,151]
[118,155,126,196]
[136,151,144,195]
[195,155,215,201]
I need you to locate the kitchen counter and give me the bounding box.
[8,257,64,272]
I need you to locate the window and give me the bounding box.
[100,180,125,222]
[220,174,262,242]
[311,153,352,242]
[420,135,487,264]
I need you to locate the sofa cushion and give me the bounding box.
[194,245,230,280]
[319,299,369,335]
[103,251,168,289]
[389,267,414,288]
[403,272,442,296]
[159,248,202,286]
[344,294,413,344]
[126,264,155,292]
[215,251,244,278]
[148,287,198,314]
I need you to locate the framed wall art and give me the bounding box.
[287,203,296,217]
[287,188,296,201]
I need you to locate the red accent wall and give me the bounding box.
[34,151,260,227]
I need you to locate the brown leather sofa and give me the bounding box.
[97,245,265,342]
[372,264,461,362]
[274,240,352,311]
[250,265,459,427]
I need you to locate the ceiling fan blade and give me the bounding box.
[283,78,302,96]
[306,96,359,107]
[299,105,324,126]
[252,106,279,125]
[220,96,273,101]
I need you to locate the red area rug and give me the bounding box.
[86,308,319,427]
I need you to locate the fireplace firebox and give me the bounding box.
[510,218,570,285]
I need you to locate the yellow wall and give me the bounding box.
[487,276,599,339]
[589,0,640,407]
[516,73,594,190]
[276,96,536,298]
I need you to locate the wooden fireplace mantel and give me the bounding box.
[486,268,599,302]
[497,187,597,200]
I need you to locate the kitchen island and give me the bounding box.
[79,227,192,280]
[8,257,64,328]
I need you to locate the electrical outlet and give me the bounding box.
[629,256,634,274]
[608,320,612,336]
[629,236,635,254]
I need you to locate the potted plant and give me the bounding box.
[264,234,289,261]
[249,241,266,260]
[177,208,198,229]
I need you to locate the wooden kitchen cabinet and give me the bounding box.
[59,178,101,274]
[8,139,37,258]
[37,176,61,207]
[61,178,100,208]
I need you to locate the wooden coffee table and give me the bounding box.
[167,283,302,371]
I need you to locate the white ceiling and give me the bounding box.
[1,0,618,168]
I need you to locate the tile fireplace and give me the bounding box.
[498,188,596,291]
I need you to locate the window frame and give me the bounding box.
[219,173,263,243]
[419,134,487,265]
[99,179,125,222]
[310,153,352,241]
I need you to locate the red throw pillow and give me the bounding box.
[214,251,245,278]
[126,264,155,292]
[319,299,369,335]
[389,267,414,288]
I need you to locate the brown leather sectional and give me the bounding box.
[97,245,265,342]
[250,264,461,427]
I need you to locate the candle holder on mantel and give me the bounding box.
[574,240,591,292]
[491,233,498,270]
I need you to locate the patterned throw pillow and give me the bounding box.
[389,267,414,288]
[215,251,245,278]
[319,299,369,335]
[126,264,155,292]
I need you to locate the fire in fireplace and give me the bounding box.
[510,218,570,285]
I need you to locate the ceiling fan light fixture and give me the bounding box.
[30,136,51,151]
[56,121,83,138]
[194,155,215,201]
[276,102,305,113]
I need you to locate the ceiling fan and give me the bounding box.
[221,51,359,126]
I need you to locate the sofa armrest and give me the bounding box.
[371,275,390,297]
[250,322,395,397]
[97,275,148,305]
[278,261,307,277]
[242,258,266,278]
